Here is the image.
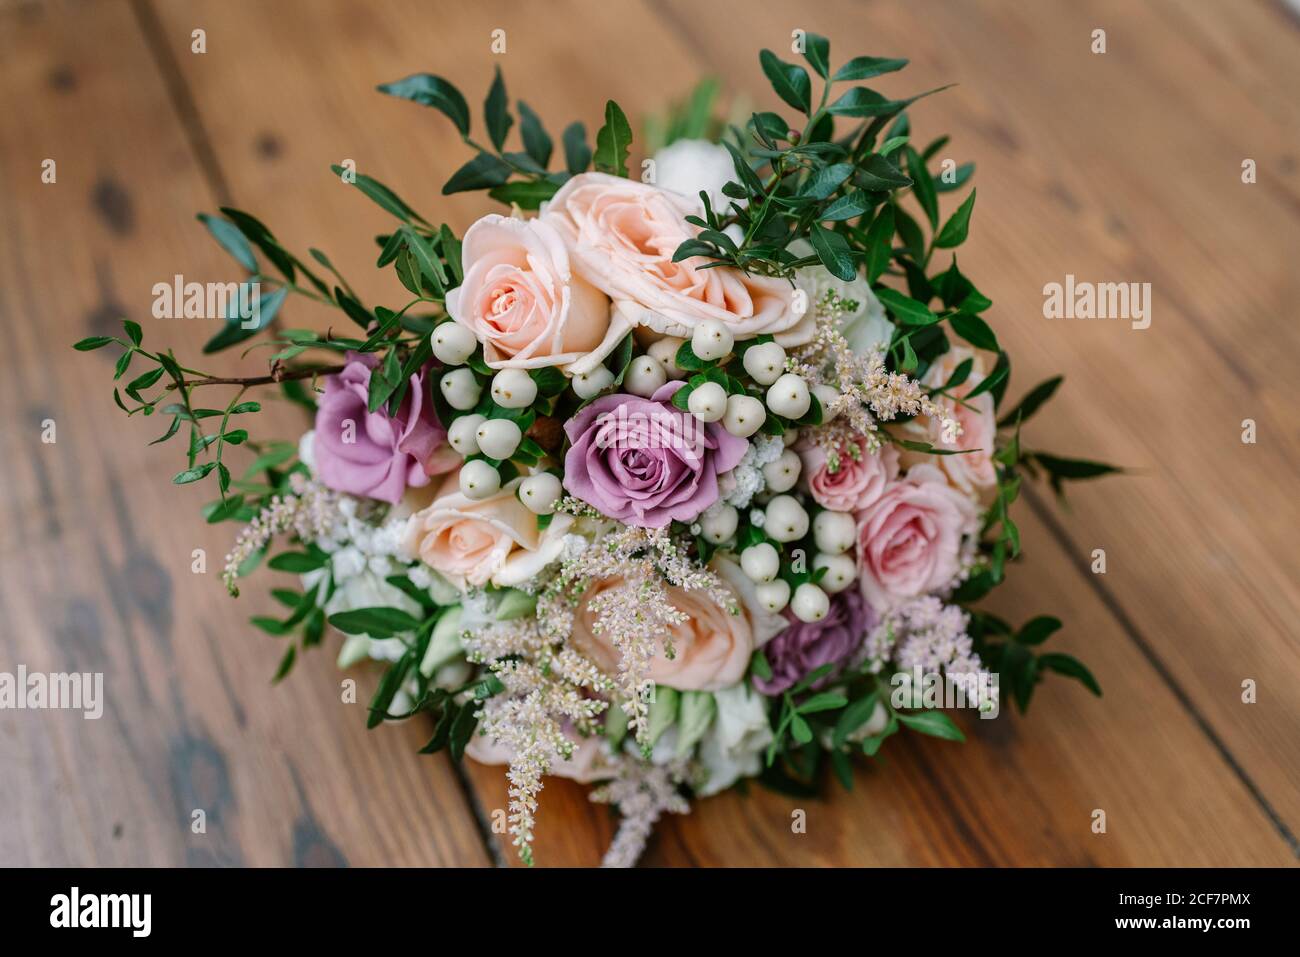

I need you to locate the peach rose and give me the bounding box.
[445,214,621,370]
[569,558,783,692]
[855,464,979,611]
[902,346,998,502]
[799,436,899,512]
[405,470,573,589]
[543,173,812,365]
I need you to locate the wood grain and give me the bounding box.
[0,0,488,867]
[1,0,1295,867]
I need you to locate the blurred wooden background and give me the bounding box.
[1,0,1297,867]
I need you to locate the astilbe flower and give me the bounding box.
[222,474,341,595]
[589,756,693,868]
[786,290,961,455]
[863,596,996,709]
[462,497,734,863]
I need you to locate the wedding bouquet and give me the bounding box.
[77,36,1116,866]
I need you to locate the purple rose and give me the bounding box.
[562,381,747,528]
[753,589,876,695]
[314,352,456,504]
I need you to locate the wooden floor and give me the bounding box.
[1,0,1297,867]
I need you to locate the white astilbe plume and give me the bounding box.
[222,474,340,595]
[590,756,693,868]
[463,497,736,864]
[786,290,961,455]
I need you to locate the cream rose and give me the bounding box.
[543,172,812,364]
[902,346,998,502]
[569,558,782,692]
[404,469,572,589]
[445,214,619,370]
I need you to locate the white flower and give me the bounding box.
[652,138,746,213]
[789,239,893,354]
[696,682,773,796]
[298,429,316,474]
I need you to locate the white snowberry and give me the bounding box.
[740,542,780,583]
[571,366,614,399]
[687,382,727,422]
[791,582,830,622]
[722,394,765,438]
[447,413,486,456]
[812,383,840,422]
[623,355,668,397]
[490,368,537,409]
[814,553,856,593]
[458,460,501,500]
[755,578,791,613]
[813,510,857,555]
[519,472,562,514]
[692,319,734,361]
[762,448,802,493]
[766,372,810,419]
[698,505,739,544]
[764,494,809,543]
[440,368,482,410]
[431,322,476,365]
[647,337,687,378]
[742,341,786,385]
[475,418,522,460]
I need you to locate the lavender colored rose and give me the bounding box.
[563,381,747,528]
[314,353,455,504]
[753,588,876,695]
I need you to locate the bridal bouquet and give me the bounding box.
[77,36,1115,866]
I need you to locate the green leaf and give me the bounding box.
[197,213,257,272]
[934,162,975,193]
[897,710,965,742]
[832,55,908,82]
[905,147,939,229]
[593,100,633,177]
[676,691,716,757]
[828,86,903,118]
[759,50,811,113]
[487,179,560,210]
[562,121,591,174]
[1017,616,1063,646]
[328,606,422,638]
[517,101,553,167]
[797,692,848,714]
[864,204,895,282]
[484,65,512,151]
[367,653,414,727]
[802,162,854,200]
[809,221,857,281]
[73,336,116,351]
[832,692,879,748]
[442,152,512,194]
[267,550,328,572]
[934,188,976,248]
[800,33,830,79]
[821,189,873,222]
[789,713,813,744]
[949,312,1000,352]
[1032,453,1122,481]
[333,168,426,224]
[1038,653,1103,697]
[202,285,286,354]
[998,376,1063,427]
[876,287,938,325]
[173,462,216,485]
[855,153,912,190]
[271,644,296,684]
[376,73,470,135]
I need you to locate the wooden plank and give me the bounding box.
[0,0,488,867]
[149,0,1300,865]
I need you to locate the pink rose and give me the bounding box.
[901,346,998,501]
[543,173,813,354]
[855,464,978,611]
[445,214,619,370]
[799,436,899,512]
[405,470,573,589]
[570,559,777,692]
